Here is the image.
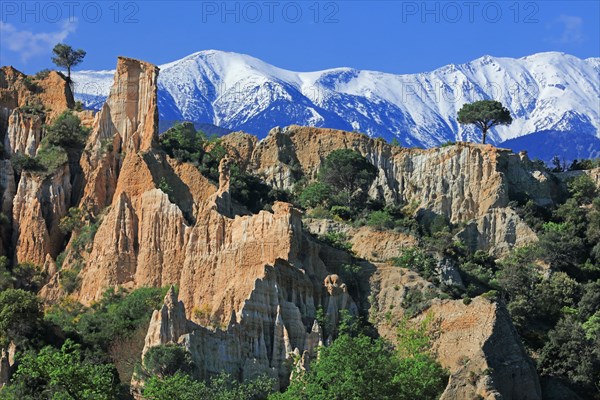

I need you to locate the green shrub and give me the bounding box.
[568,174,598,205]
[393,247,437,281]
[307,205,330,219]
[276,319,447,400]
[144,372,275,400]
[45,286,168,350]
[43,110,88,150]
[59,207,85,233]
[0,289,43,347]
[5,339,119,399]
[20,102,45,116]
[318,232,353,252]
[11,153,45,174]
[367,210,394,230]
[0,256,14,291]
[59,268,81,294]
[12,262,46,292]
[33,69,52,80]
[299,181,331,209]
[0,212,9,226]
[142,344,193,379]
[35,144,69,173]
[330,205,352,221]
[318,149,377,209]
[159,122,206,163]
[23,76,42,93]
[158,177,173,197]
[71,221,100,252]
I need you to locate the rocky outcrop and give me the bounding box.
[0,343,16,389]
[0,66,77,264]
[423,298,542,400]
[4,109,44,156]
[139,260,348,390]
[249,126,563,223]
[246,126,562,256]
[1,67,74,147]
[142,286,189,358]
[368,263,437,340]
[62,60,358,390]
[11,166,71,264]
[556,167,600,191]
[304,218,418,263]
[78,57,159,212]
[368,262,541,399]
[456,208,538,257]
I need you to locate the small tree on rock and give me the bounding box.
[457,100,512,144]
[51,43,86,82]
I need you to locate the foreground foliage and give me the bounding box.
[1,340,118,400]
[272,318,447,400]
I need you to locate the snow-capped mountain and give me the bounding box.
[73,50,600,151]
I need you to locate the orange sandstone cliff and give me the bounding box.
[0,58,551,398]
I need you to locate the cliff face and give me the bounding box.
[246,125,563,255]
[250,126,561,220]
[12,167,71,264]
[369,265,542,400]
[78,57,160,212]
[0,58,550,397]
[0,66,78,262]
[428,298,542,400]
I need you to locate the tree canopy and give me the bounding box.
[2,339,118,400]
[317,149,377,208]
[272,318,447,400]
[457,100,512,144]
[51,43,86,81]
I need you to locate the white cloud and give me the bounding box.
[555,14,584,44]
[0,20,77,63]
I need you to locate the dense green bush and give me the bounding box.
[159,122,206,163]
[33,69,52,80]
[318,232,353,252]
[34,144,69,172]
[367,210,395,230]
[0,289,43,347]
[44,110,88,150]
[298,182,331,209]
[11,153,46,174]
[538,315,599,391]
[46,287,168,350]
[273,318,447,400]
[393,247,437,281]
[2,339,119,400]
[144,372,275,400]
[12,262,46,292]
[318,149,377,209]
[142,344,193,379]
[58,207,85,233]
[0,256,14,291]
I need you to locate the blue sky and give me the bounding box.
[1,1,599,75]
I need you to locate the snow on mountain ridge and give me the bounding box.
[72,50,600,148]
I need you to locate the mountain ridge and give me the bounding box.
[72,50,600,158]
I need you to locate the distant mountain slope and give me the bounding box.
[500,130,600,164]
[72,50,600,154]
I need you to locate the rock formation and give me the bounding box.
[247,125,565,255]
[424,298,542,400]
[370,264,541,400]
[0,342,16,389]
[0,58,556,397]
